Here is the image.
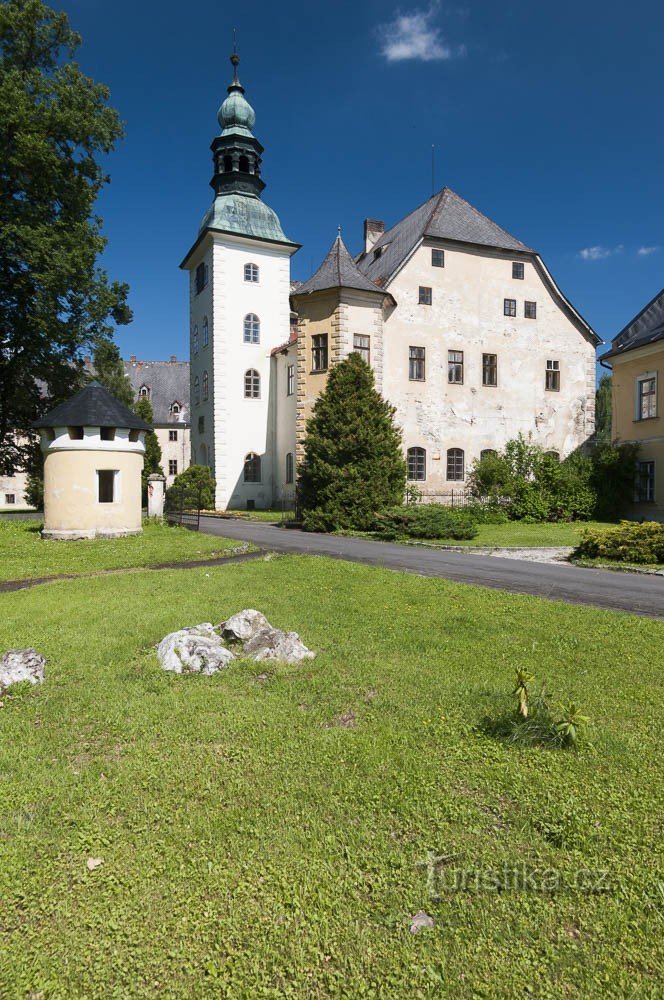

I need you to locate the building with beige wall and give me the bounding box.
[34,382,150,540]
[123,357,191,487]
[602,288,664,520]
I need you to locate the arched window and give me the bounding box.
[244,262,259,283]
[407,447,426,481]
[193,325,199,354]
[285,452,294,484]
[244,452,261,483]
[244,369,260,398]
[446,448,465,481]
[171,401,180,415]
[202,316,209,347]
[480,449,497,461]
[244,313,260,344]
[223,154,233,173]
[139,385,150,398]
[193,375,200,405]
[545,450,560,462]
[202,371,209,401]
[239,154,249,172]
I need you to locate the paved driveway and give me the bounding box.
[199,517,664,620]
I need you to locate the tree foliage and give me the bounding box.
[166,464,216,512]
[92,340,134,408]
[595,375,612,445]
[299,353,407,531]
[0,0,131,474]
[133,397,163,504]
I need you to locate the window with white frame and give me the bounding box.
[353,334,370,365]
[545,359,560,391]
[244,262,259,282]
[637,375,657,420]
[409,346,425,381]
[244,313,260,344]
[244,369,260,398]
[407,447,426,481]
[504,298,517,317]
[287,364,295,396]
[448,350,463,384]
[169,430,178,441]
[169,460,178,476]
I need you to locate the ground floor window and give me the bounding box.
[407,447,426,481]
[446,448,464,481]
[636,461,655,502]
[97,470,117,503]
[169,460,178,476]
[286,452,294,484]
[244,452,261,483]
[4,493,16,504]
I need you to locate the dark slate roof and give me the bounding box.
[294,234,384,296]
[33,382,151,431]
[355,187,532,287]
[601,288,664,362]
[123,360,190,425]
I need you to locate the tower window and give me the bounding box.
[198,416,204,433]
[239,154,249,172]
[353,334,370,365]
[419,286,432,305]
[446,448,465,481]
[432,249,445,268]
[409,346,425,381]
[202,317,209,346]
[407,447,426,481]
[202,371,209,401]
[100,427,115,441]
[195,262,208,295]
[193,326,199,354]
[244,369,260,398]
[223,154,233,172]
[244,263,259,282]
[97,470,117,504]
[504,298,517,317]
[67,426,84,440]
[482,353,497,387]
[244,452,261,483]
[244,313,260,344]
[524,301,537,319]
[194,376,200,405]
[285,452,294,484]
[287,364,295,396]
[448,350,464,384]
[512,262,525,280]
[311,334,328,372]
[545,360,560,392]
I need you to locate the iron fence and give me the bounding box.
[165,485,203,531]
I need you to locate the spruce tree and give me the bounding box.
[92,340,134,408]
[299,353,407,531]
[134,397,163,503]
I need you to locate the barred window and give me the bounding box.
[286,452,294,484]
[244,368,260,398]
[504,298,517,317]
[244,313,260,344]
[202,371,209,401]
[448,350,464,384]
[432,249,445,268]
[482,353,497,386]
[446,448,464,481]
[244,452,261,483]
[353,334,370,365]
[545,359,560,392]
[244,262,259,282]
[312,334,328,372]
[287,364,295,396]
[638,376,657,419]
[524,301,537,319]
[407,447,426,481]
[512,262,524,280]
[409,346,425,381]
[419,285,432,305]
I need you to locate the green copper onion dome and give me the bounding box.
[218,52,256,136]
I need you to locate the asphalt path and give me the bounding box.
[199,517,664,620]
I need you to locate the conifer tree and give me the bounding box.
[91,340,134,408]
[299,353,406,531]
[134,396,163,503]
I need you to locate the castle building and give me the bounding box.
[123,356,191,487]
[185,54,600,511]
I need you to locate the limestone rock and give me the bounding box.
[220,609,270,642]
[0,648,46,689]
[156,624,235,675]
[243,626,315,664]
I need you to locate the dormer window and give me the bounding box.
[170,402,181,415]
[373,246,383,260]
[139,385,150,398]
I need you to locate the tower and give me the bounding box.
[180,51,299,510]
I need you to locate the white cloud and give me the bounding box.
[637,246,660,257]
[578,245,623,261]
[378,5,465,63]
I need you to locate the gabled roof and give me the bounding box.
[356,187,531,287]
[33,381,151,431]
[123,360,190,425]
[601,288,664,362]
[294,233,385,296]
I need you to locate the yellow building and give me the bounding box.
[602,288,664,520]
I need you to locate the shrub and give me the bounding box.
[573,521,664,564]
[166,464,216,512]
[373,504,478,541]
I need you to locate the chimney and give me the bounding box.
[170,354,177,364]
[364,219,385,255]
[130,355,137,364]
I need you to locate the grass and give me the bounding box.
[413,520,617,548]
[0,555,662,996]
[0,519,250,582]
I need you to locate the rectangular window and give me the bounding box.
[5,494,16,504]
[198,416,204,433]
[637,461,655,502]
[312,334,328,372]
[431,249,445,268]
[97,470,116,504]
[448,350,464,384]
[512,262,524,280]
[287,364,295,396]
[169,460,178,476]
[504,298,517,317]
[482,353,497,387]
[169,430,178,441]
[407,448,426,481]
[353,334,370,365]
[409,346,425,381]
[638,376,657,420]
[195,262,208,295]
[546,359,560,392]
[524,300,537,319]
[419,286,432,305]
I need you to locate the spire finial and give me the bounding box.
[228,36,243,93]
[337,224,342,237]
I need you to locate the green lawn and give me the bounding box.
[0,555,662,996]
[0,519,249,582]
[418,520,616,548]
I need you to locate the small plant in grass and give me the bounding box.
[513,668,534,718]
[483,672,590,750]
[555,703,590,748]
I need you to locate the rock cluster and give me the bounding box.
[0,648,46,690]
[157,609,314,676]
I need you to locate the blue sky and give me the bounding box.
[60,0,662,364]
